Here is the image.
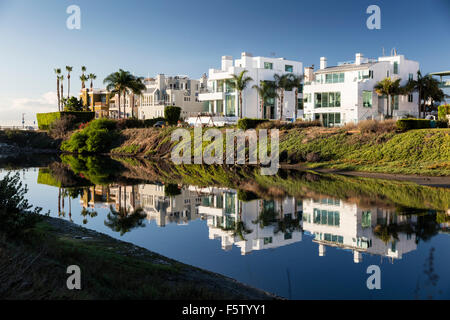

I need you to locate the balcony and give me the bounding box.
[198,91,225,101]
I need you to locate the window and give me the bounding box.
[304,93,311,103]
[408,94,413,102]
[297,98,304,110]
[362,211,371,228]
[387,70,390,77]
[314,92,341,108]
[394,95,399,110]
[363,91,372,107]
[393,62,399,74]
[285,65,293,72]
[264,237,273,245]
[409,73,414,81]
[264,62,273,70]
[325,73,344,83]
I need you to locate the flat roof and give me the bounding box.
[430,71,450,76]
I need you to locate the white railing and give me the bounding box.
[0,126,38,131]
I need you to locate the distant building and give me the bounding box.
[303,53,420,126]
[136,74,208,120]
[80,88,112,118]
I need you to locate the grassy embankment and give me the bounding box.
[107,126,450,176]
[0,213,274,300]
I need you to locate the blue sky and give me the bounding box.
[0,0,449,125]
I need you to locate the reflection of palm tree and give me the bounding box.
[233,221,252,241]
[104,206,146,236]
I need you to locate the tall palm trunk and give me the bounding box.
[61,83,64,110]
[239,92,243,118]
[67,74,71,98]
[418,91,422,119]
[295,88,298,120]
[279,90,285,120]
[57,77,60,111]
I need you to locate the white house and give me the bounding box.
[303,53,420,126]
[302,197,417,263]
[190,52,303,126]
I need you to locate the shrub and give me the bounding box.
[438,104,450,121]
[37,112,95,130]
[164,106,181,125]
[306,152,321,162]
[237,118,269,130]
[0,173,43,237]
[64,97,84,112]
[164,184,181,196]
[61,119,120,154]
[116,118,145,130]
[396,119,431,131]
[293,120,322,128]
[144,117,166,128]
[358,119,396,134]
[49,115,77,138]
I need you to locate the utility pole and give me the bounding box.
[22,113,25,129]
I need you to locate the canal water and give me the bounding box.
[1,155,449,299]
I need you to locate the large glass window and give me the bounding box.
[216,80,224,92]
[225,95,236,116]
[285,65,293,72]
[394,95,399,110]
[363,91,372,107]
[314,92,340,108]
[264,62,273,70]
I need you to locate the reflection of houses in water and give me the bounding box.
[138,184,203,226]
[80,185,116,209]
[197,186,303,255]
[302,197,417,263]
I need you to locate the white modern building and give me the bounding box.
[136,74,208,120]
[303,53,420,126]
[197,188,303,255]
[190,52,303,126]
[302,197,417,263]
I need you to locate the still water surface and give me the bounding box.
[1,156,449,299]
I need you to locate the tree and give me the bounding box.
[252,81,278,119]
[65,66,73,98]
[226,70,253,118]
[80,74,88,90]
[164,106,181,125]
[54,68,62,111]
[289,74,304,120]
[406,71,445,117]
[104,206,146,236]
[129,77,146,118]
[64,97,84,112]
[104,69,137,119]
[374,77,403,118]
[273,74,294,120]
[60,75,65,109]
[89,73,97,90]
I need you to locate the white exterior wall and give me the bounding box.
[198,52,303,122]
[303,54,420,125]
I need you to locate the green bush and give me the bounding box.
[438,104,450,121]
[37,112,95,130]
[144,117,166,127]
[63,97,84,112]
[396,119,431,131]
[237,118,269,130]
[164,106,181,125]
[61,119,120,154]
[0,173,43,237]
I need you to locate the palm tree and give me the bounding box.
[54,68,62,111]
[225,70,253,118]
[129,77,146,118]
[59,75,65,109]
[80,74,88,90]
[65,66,73,98]
[374,77,403,118]
[407,72,445,117]
[81,65,86,76]
[273,74,294,120]
[289,74,304,120]
[88,73,97,90]
[252,81,278,119]
[406,71,427,119]
[104,69,136,119]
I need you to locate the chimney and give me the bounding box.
[304,67,314,82]
[320,57,327,70]
[221,56,233,71]
[241,52,253,57]
[355,53,363,65]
